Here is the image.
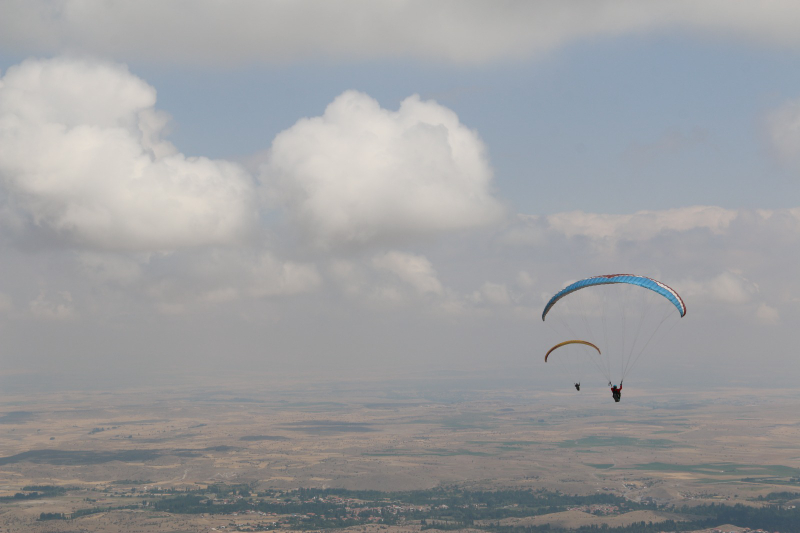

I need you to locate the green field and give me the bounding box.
[557,435,685,449]
[363,448,492,457]
[631,462,800,477]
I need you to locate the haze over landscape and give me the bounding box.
[1,2,800,532]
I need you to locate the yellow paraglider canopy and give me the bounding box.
[544,340,601,362]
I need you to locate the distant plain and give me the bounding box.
[1,377,799,532]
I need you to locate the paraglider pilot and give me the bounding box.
[610,383,622,402]
[574,382,580,391]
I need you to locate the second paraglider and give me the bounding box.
[544,340,602,392]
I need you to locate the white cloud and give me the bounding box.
[755,303,780,324]
[499,206,800,328]
[372,251,444,296]
[140,251,322,313]
[327,252,480,314]
[263,90,503,247]
[248,254,322,298]
[510,206,737,243]
[471,282,512,306]
[5,2,800,66]
[705,271,759,305]
[644,271,755,310]
[0,57,257,252]
[325,251,526,316]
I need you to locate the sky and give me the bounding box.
[1,1,799,392]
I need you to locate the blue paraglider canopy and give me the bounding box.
[542,274,686,321]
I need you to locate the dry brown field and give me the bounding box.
[0,377,799,532]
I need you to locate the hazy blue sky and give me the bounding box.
[1,1,799,392]
[129,37,800,215]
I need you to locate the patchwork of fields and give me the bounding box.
[0,380,799,531]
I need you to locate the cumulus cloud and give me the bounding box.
[503,208,800,281]
[0,57,257,252]
[4,2,800,66]
[471,282,513,306]
[705,271,759,305]
[372,251,444,296]
[326,253,470,313]
[325,251,531,317]
[497,205,800,329]
[672,272,780,325]
[506,206,737,244]
[755,303,780,324]
[141,250,322,314]
[263,90,503,247]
